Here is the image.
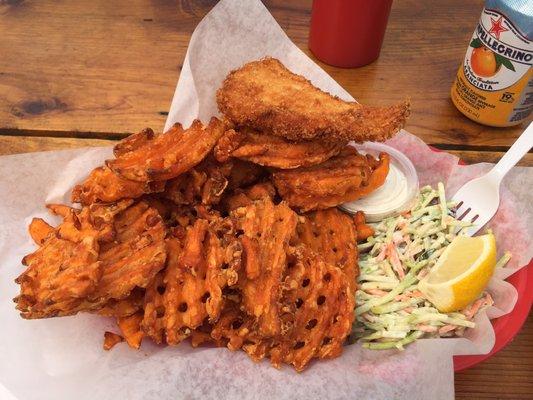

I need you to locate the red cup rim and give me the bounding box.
[427,146,533,371]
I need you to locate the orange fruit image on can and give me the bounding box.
[471,46,498,77]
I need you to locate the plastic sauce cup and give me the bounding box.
[340,142,419,222]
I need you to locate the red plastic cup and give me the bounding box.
[309,0,394,68]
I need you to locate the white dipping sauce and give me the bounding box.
[340,143,418,222]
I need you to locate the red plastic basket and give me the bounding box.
[428,147,533,371]
[453,259,533,371]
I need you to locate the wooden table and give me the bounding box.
[0,0,531,398]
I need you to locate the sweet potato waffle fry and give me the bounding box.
[231,198,298,337]
[297,208,358,292]
[71,166,164,205]
[221,181,276,212]
[272,246,354,370]
[215,128,345,169]
[210,246,354,371]
[52,207,102,243]
[103,331,124,351]
[118,311,144,349]
[87,202,167,304]
[142,219,242,345]
[141,271,167,344]
[212,303,274,363]
[163,224,209,345]
[227,159,265,189]
[45,200,133,245]
[211,303,254,351]
[15,230,102,319]
[272,147,390,212]
[113,128,156,158]
[14,57,403,371]
[28,218,54,246]
[95,288,145,318]
[15,201,156,318]
[353,211,375,242]
[163,159,232,206]
[107,118,226,182]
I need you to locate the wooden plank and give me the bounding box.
[0,0,527,146]
[0,0,189,137]
[0,135,114,155]
[445,149,533,167]
[455,314,533,400]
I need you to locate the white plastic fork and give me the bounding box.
[451,122,533,236]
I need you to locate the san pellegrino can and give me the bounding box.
[451,0,532,126]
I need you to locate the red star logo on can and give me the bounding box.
[488,16,509,40]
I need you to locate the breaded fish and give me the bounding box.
[217,57,410,142]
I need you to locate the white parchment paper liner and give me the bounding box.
[0,1,531,399]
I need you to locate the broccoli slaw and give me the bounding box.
[352,183,511,350]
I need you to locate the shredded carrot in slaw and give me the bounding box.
[352,184,511,350]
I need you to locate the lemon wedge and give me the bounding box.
[418,233,497,312]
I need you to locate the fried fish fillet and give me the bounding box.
[272,147,390,211]
[107,118,227,182]
[217,57,410,142]
[214,128,346,169]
